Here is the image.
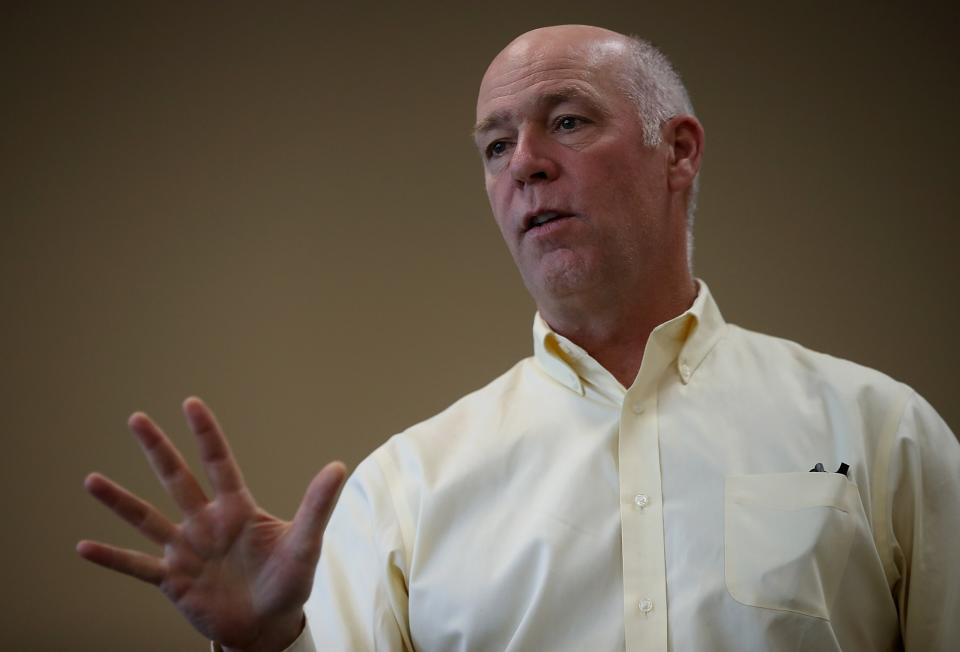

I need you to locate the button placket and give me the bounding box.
[619,384,667,649]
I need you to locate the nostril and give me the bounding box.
[531,171,548,180]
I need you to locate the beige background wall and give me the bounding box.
[2,1,958,649]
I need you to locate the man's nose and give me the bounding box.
[509,133,558,186]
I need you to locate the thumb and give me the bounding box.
[287,461,348,565]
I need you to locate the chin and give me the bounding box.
[519,247,610,302]
[529,262,598,302]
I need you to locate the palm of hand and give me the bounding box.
[78,398,346,652]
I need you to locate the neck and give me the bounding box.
[539,274,697,388]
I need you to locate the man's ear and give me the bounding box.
[664,115,704,192]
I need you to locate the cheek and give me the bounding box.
[484,173,498,207]
[593,155,660,213]
[485,177,512,230]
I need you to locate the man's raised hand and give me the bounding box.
[77,397,346,652]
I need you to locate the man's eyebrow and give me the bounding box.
[472,110,511,139]
[472,86,610,139]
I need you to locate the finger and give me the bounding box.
[76,539,166,585]
[287,461,347,565]
[182,397,245,495]
[84,472,177,544]
[128,411,208,515]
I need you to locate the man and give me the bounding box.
[78,25,959,651]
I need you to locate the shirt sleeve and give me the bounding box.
[885,390,960,650]
[300,452,413,650]
[210,619,314,652]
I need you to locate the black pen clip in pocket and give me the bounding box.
[809,462,850,477]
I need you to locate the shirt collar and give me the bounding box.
[532,279,726,398]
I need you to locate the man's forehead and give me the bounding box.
[479,55,593,102]
[476,31,630,117]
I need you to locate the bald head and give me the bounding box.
[479,26,633,122]
[483,24,632,75]
[480,25,694,148]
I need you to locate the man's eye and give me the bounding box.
[555,116,583,131]
[487,141,508,158]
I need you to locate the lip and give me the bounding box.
[521,208,576,233]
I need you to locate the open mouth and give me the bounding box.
[525,211,574,231]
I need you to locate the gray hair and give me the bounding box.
[620,35,700,267]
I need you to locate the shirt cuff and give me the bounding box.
[209,619,315,652]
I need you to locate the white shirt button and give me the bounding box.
[679,361,691,380]
[638,598,654,615]
[633,493,650,510]
[631,401,645,415]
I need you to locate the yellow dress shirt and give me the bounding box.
[273,281,959,651]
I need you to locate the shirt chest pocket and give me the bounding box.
[724,472,859,620]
